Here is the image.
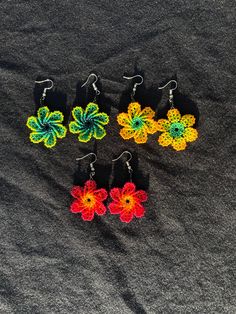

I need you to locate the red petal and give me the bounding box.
[120,211,134,223]
[134,190,148,202]
[81,210,95,221]
[95,203,107,215]
[84,180,97,192]
[70,200,84,213]
[71,186,83,199]
[110,188,121,201]
[108,202,122,214]
[94,188,108,201]
[122,182,136,195]
[134,204,145,218]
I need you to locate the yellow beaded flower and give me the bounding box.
[156,108,198,151]
[117,102,158,144]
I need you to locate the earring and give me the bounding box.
[70,153,108,221]
[156,80,198,151]
[117,75,158,144]
[108,151,148,223]
[69,73,109,142]
[26,79,67,148]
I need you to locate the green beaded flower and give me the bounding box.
[69,103,109,142]
[26,106,67,148]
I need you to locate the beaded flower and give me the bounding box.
[70,180,108,221]
[156,108,198,151]
[69,103,109,142]
[108,182,148,223]
[117,102,158,144]
[26,106,67,148]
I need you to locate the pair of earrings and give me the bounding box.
[70,152,148,223]
[117,76,198,151]
[26,75,109,148]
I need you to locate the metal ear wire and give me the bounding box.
[158,80,178,108]
[123,74,144,101]
[112,151,133,182]
[81,73,101,102]
[76,152,97,180]
[35,79,54,105]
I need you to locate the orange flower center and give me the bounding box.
[121,196,135,212]
[82,193,96,209]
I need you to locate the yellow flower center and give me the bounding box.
[121,196,135,212]
[82,193,96,208]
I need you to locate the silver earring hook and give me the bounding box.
[76,152,97,180]
[158,80,177,108]
[81,73,101,100]
[35,79,54,104]
[123,75,144,100]
[112,151,133,182]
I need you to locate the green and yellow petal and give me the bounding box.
[72,106,84,124]
[120,127,135,140]
[172,137,187,151]
[181,114,196,127]
[51,123,67,138]
[134,128,148,144]
[140,107,155,119]
[26,116,41,131]
[84,103,99,118]
[156,119,171,132]
[128,102,141,119]
[78,128,93,142]
[29,131,47,144]
[94,113,109,125]
[117,112,131,127]
[48,111,64,123]
[93,124,106,140]
[167,108,181,123]
[37,106,50,124]
[144,119,159,134]
[69,121,83,134]
[44,132,57,148]
[158,132,173,147]
[183,127,198,142]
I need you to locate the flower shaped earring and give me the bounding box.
[26,79,67,148]
[70,153,108,221]
[69,74,109,142]
[156,80,198,151]
[108,151,148,223]
[117,75,158,144]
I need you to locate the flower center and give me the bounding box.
[84,119,94,129]
[169,122,185,138]
[43,123,51,132]
[121,196,134,211]
[131,117,144,130]
[82,194,95,208]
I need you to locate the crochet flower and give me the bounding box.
[108,182,148,223]
[156,108,198,151]
[70,180,108,221]
[26,106,67,148]
[117,102,158,144]
[69,103,109,142]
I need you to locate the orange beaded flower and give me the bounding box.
[117,102,158,144]
[156,108,198,151]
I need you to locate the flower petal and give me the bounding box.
[134,128,148,144]
[167,108,181,123]
[94,113,109,125]
[122,182,136,195]
[26,116,41,131]
[128,102,141,119]
[183,127,198,142]
[108,202,122,214]
[71,186,84,199]
[140,107,155,119]
[120,127,135,140]
[69,121,83,134]
[158,132,173,147]
[95,203,107,215]
[117,112,131,127]
[72,106,84,123]
[172,137,187,151]
[134,190,148,202]
[51,124,67,138]
[181,114,196,127]
[93,124,106,140]
[48,111,64,123]
[134,204,145,218]
[29,131,46,143]
[156,119,171,131]
[94,188,108,201]
[37,106,50,124]
[120,211,134,223]
[70,200,84,213]
[84,103,99,118]
[81,210,95,221]
[144,119,159,134]
[110,188,122,201]
[78,128,93,142]
[44,132,57,148]
[84,180,97,192]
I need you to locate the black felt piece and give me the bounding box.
[0,1,235,313]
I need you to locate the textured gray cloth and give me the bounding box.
[0,0,235,313]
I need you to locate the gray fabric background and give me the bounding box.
[0,0,235,313]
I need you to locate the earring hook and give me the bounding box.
[35,79,54,104]
[123,75,144,100]
[76,152,97,180]
[112,151,133,182]
[81,73,100,97]
[158,80,177,108]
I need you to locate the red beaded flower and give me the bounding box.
[70,180,108,221]
[108,182,148,223]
